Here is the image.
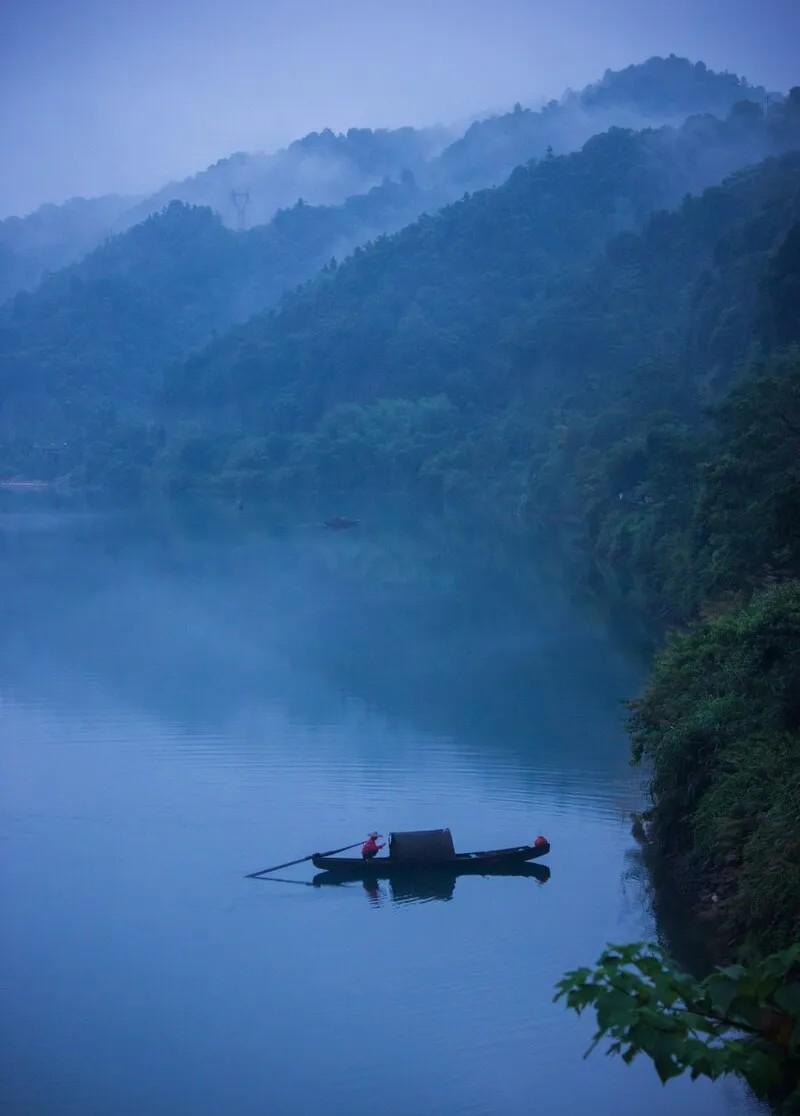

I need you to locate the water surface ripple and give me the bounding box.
[0,507,758,1116]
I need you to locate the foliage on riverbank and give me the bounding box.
[549,339,800,951]
[557,941,800,1111]
[542,340,800,966]
[629,584,800,953]
[549,345,800,624]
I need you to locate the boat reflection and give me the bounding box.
[312,862,551,906]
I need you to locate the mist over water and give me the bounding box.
[0,502,759,1115]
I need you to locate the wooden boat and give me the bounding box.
[311,828,550,876]
[323,515,360,530]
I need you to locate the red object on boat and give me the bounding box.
[534,835,548,848]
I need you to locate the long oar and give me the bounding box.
[249,874,317,887]
[245,840,364,879]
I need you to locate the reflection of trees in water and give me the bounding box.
[0,502,641,773]
[620,839,719,976]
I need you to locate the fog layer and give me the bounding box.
[1,0,798,216]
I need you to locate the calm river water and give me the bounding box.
[0,503,758,1116]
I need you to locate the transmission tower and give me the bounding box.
[230,189,250,230]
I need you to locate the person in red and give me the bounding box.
[361,831,385,860]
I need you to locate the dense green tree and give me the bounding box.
[759,223,800,348]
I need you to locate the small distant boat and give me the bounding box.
[0,479,50,490]
[311,828,550,876]
[323,515,360,530]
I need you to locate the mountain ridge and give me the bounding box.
[0,55,772,304]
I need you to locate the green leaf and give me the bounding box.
[704,974,740,1016]
[557,940,800,1104]
[634,955,665,980]
[774,983,800,1018]
[596,989,640,1030]
[718,964,746,981]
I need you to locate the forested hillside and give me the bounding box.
[0,56,769,304]
[0,176,427,447]
[529,155,800,612]
[5,85,794,474]
[156,96,799,482]
[436,54,768,191]
[122,124,447,230]
[146,55,769,226]
[0,128,438,305]
[0,194,135,304]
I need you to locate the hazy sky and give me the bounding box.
[1,0,798,218]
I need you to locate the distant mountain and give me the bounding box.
[0,175,427,444]
[0,205,247,443]
[432,54,770,192]
[0,194,135,304]
[121,125,448,230]
[145,111,799,514]
[0,56,772,303]
[3,87,796,476]
[164,95,800,438]
[580,54,769,116]
[0,127,444,305]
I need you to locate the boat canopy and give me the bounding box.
[388,828,455,861]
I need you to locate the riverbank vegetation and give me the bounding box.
[630,583,800,953]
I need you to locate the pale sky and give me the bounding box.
[1,0,798,217]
